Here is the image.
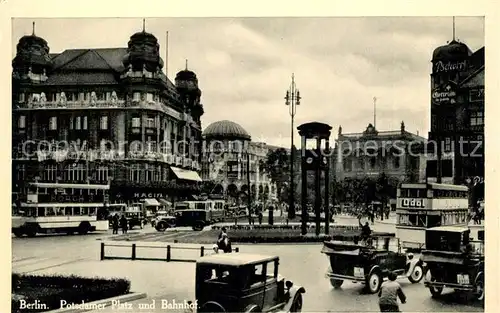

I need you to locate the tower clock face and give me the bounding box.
[306,157,313,164]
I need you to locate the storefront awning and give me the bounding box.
[171,167,202,182]
[142,198,160,206]
[158,198,172,206]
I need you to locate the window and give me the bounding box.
[129,164,141,182]
[49,117,57,130]
[37,207,45,217]
[370,157,376,169]
[16,164,26,181]
[146,93,154,102]
[250,264,265,287]
[43,164,57,181]
[145,164,153,181]
[470,111,484,126]
[133,92,141,102]
[100,116,108,130]
[66,163,87,182]
[19,93,25,103]
[83,116,88,130]
[75,117,81,130]
[343,159,352,172]
[78,93,84,101]
[393,156,400,169]
[266,261,276,281]
[146,117,156,128]
[18,116,26,129]
[131,117,141,128]
[358,159,364,170]
[96,166,109,182]
[444,137,452,152]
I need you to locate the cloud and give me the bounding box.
[12,17,484,149]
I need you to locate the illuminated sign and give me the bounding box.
[38,194,104,203]
[433,60,467,73]
[432,85,456,105]
[401,198,426,208]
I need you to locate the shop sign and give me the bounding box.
[133,192,167,199]
[432,85,457,105]
[433,60,467,73]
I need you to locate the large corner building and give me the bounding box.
[12,26,205,204]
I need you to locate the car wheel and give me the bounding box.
[429,274,443,298]
[78,223,90,235]
[330,279,344,289]
[192,221,205,231]
[156,222,167,232]
[200,302,225,312]
[13,229,24,238]
[409,264,424,283]
[244,304,261,312]
[366,271,382,294]
[290,293,303,312]
[474,274,484,302]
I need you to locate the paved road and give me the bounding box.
[12,224,483,312]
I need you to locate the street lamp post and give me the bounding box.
[284,73,301,219]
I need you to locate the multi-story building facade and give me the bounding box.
[427,38,484,191]
[334,122,427,183]
[200,120,276,204]
[12,26,204,204]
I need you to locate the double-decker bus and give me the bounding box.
[12,182,110,237]
[174,200,225,231]
[396,183,469,250]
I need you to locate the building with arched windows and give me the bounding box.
[12,25,204,205]
[334,122,427,183]
[201,120,277,205]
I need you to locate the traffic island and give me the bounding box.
[11,273,145,313]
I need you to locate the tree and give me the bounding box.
[260,148,291,204]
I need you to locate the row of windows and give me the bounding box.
[431,111,484,131]
[18,91,162,104]
[343,156,401,171]
[399,189,468,198]
[17,206,101,217]
[397,211,468,227]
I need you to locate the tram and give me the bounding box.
[12,182,110,237]
[396,183,469,250]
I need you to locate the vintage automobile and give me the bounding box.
[196,253,305,312]
[421,226,484,302]
[153,211,177,231]
[124,206,147,229]
[321,232,424,294]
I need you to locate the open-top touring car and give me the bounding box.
[321,232,424,293]
[196,253,305,312]
[421,226,484,303]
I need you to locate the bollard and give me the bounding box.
[200,246,205,257]
[131,244,136,260]
[100,242,105,260]
[166,245,171,262]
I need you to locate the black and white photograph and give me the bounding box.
[8,10,491,313]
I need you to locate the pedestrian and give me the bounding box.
[119,215,128,234]
[218,227,227,240]
[378,271,406,312]
[258,211,263,225]
[358,216,372,243]
[218,232,231,252]
[112,214,119,234]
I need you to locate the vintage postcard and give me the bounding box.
[3,1,498,313]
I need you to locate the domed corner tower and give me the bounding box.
[175,60,202,113]
[122,22,163,73]
[12,23,53,81]
[431,39,473,87]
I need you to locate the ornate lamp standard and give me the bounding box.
[284,74,301,219]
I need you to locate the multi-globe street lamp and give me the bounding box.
[284,74,301,219]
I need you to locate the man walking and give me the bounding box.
[378,271,406,312]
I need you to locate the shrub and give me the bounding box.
[11,274,130,313]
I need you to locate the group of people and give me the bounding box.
[110,214,129,234]
[212,227,233,253]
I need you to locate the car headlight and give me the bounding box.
[407,253,414,260]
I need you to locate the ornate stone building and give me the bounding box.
[12,25,204,204]
[334,122,427,183]
[201,120,277,204]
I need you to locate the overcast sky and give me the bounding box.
[12,17,484,147]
